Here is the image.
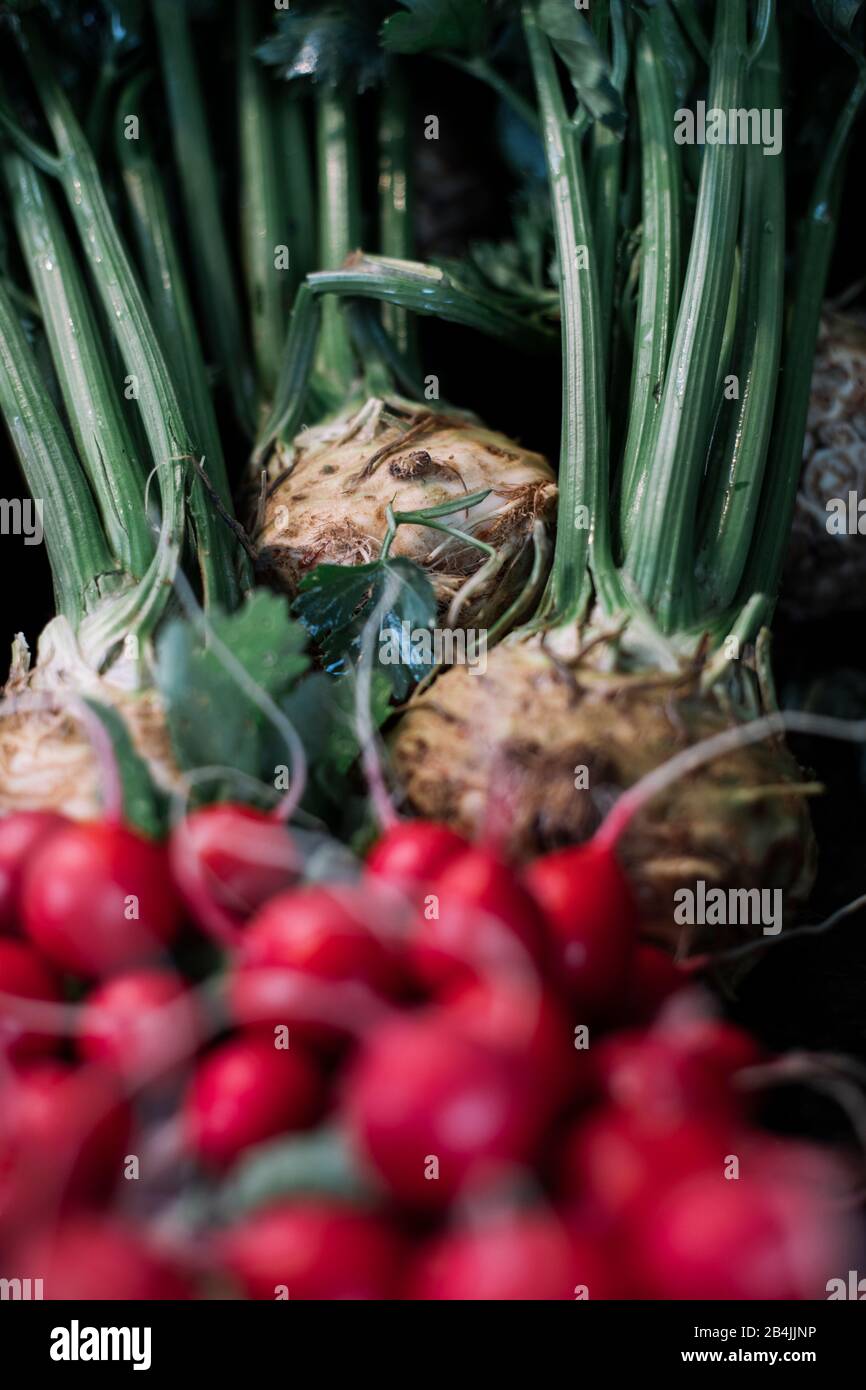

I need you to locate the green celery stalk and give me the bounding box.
[152,0,257,436]
[115,79,232,516]
[238,0,291,401]
[378,66,418,368]
[0,278,118,626]
[523,1,607,623]
[624,0,747,631]
[4,153,153,580]
[314,89,361,402]
[22,26,240,615]
[617,14,684,553]
[696,25,784,611]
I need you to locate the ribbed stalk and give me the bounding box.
[523,2,606,623]
[22,27,239,615]
[314,89,361,400]
[378,67,417,366]
[4,153,153,579]
[0,278,118,626]
[617,17,683,554]
[624,0,747,631]
[696,25,784,612]
[116,83,232,514]
[588,0,629,376]
[238,1,290,401]
[253,283,322,465]
[152,0,256,436]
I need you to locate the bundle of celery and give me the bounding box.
[0,13,244,815]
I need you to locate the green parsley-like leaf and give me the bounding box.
[83,698,168,839]
[257,1,387,92]
[381,0,488,55]
[537,0,627,135]
[155,592,309,783]
[294,556,437,699]
[217,1128,375,1219]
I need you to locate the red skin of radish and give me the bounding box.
[220,1201,405,1300]
[0,1061,130,1240]
[365,821,470,899]
[612,945,690,1027]
[6,1218,192,1300]
[655,1015,764,1078]
[171,803,299,932]
[592,1029,749,1130]
[77,969,201,1082]
[558,1106,739,1218]
[0,811,67,935]
[524,841,637,1014]
[627,1167,847,1300]
[410,848,548,994]
[0,939,62,1060]
[344,1013,550,1210]
[438,976,589,1112]
[230,883,406,1046]
[407,1213,618,1301]
[21,821,182,978]
[184,1033,323,1171]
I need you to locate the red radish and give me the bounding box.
[525,841,636,1013]
[0,939,62,1060]
[439,976,588,1111]
[78,969,201,1082]
[592,1030,748,1129]
[628,1166,848,1300]
[410,847,548,993]
[613,945,689,1026]
[220,1201,404,1300]
[366,820,469,897]
[0,811,67,934]
[230,883,406,1046]
[558,1107,737,1218]
[21,821,181,977]
[0,1062,130,1239]
[655,1014,764,1079]
[184,1033,323,1170]
[6,1217,192,1300]
[738,1134,856,1207]
[407,1212,617,1301]
[345,1013,549,1210]
[170,803,299,945]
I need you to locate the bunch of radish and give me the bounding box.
[0,805,856,1300]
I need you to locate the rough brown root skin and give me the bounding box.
[253,397,556,627]
[783,311,866,620]
[0,622,180,820]
[389,634,817,955]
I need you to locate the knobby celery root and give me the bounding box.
[390,630,817,953]
[0,623,180,820]
[254,396,556,625]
